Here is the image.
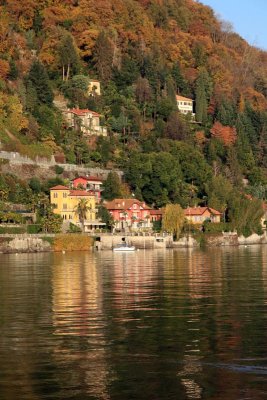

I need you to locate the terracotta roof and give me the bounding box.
[185,207,221,216]
[50,185,69,190]
[67,108,101,117]
[72,175,103,182]
[176,95,193,102]
[69,190,94,197]
[105,198,151,211]
[150,209,163,215]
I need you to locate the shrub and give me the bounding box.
[27,224,42,234]
[0,226,26,234]
[55,165,64,175]
[203,222,233,233]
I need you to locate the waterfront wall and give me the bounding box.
[0,234,93,253]
[95,234,173,250]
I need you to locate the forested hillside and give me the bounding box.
[1,0,267,234]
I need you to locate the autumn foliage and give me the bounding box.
[210,121,237,146]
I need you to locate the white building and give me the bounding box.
[88,80,101,96]
[176,95,195,117]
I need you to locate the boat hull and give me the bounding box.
[113,246,136,252]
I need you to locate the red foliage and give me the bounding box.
[210,121,237,146]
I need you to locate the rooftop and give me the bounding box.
[176,95,194,102]
[105,198,151,211]
[50,185,69,190]
[67,108,101,117]
[185,207,221,216]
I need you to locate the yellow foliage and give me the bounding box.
[53,234,94,252]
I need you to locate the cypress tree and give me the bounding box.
[27,61,53,106]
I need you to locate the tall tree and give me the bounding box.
[94,31,113,83]
[58,33,79,81]
[74,198,91,232]
[162,204,185,239]
[27,61,53,105]
[195,68,212,123]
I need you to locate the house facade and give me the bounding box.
[88,80,101,96]
[185,206,221,224]
[71,176,103,202]
[50,185,105,231]
[176,95,195,117]
[64,108,107,136]
[105,199,152,230]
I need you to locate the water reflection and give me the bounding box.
[1,247,267,399]
[51,252,112,400]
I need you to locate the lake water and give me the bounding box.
[1,247,267,399]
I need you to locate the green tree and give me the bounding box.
[41,213,62,233]
[27,61,53,105]
[195,68,212,123]
[94,31,113,83]
[58,33,79,81]
[97,204,114,231]
[102,172,123,200]
[74,198,91,231]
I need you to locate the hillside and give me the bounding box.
[0,0,267,235]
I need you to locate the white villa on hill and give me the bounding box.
[176,95,195,118]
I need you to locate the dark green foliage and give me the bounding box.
[97,205,114,231]
[195,68,212,123]
[68,222,82,233]
[29,177,41,193]
[215,100,237,126]
[55,165,64,175]
[93,31,113,83]
[125,151,183,207]
[27,61,54,106]
[27,224,42,234]
[227,193,263,237]
[171,63,191,96]
[102,172,123,200]
[8,59,18,80]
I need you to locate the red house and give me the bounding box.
[105,198,152,230]
[71,176,103,202]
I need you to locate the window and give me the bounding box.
[63,192,67,198]
[53,193,58,198]
[63,203,67,210]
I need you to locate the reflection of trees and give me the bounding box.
[51,252,112,400]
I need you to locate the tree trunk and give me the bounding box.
[62,65,65,81]
[66,63,70,81]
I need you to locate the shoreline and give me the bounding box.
[0,231,267,254]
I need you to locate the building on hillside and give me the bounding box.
[150,209,163,222]
[71,176,103,202]
[185,206,221,224]
[88,79,101,96]
[105,198,152,231]
[50,185,105,232]
[64,108,107,136]
[176,95,195,117]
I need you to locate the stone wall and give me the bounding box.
[0,236,52,253]
[0,150,123,179]
[0,234,93,253]
[95,234,173,250]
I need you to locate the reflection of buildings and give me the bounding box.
[108,250,165,310]
[51,253,112,400]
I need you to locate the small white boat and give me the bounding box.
[113,243,136,252]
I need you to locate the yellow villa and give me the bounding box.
[50,185,105,232]
[184,206,221,224]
